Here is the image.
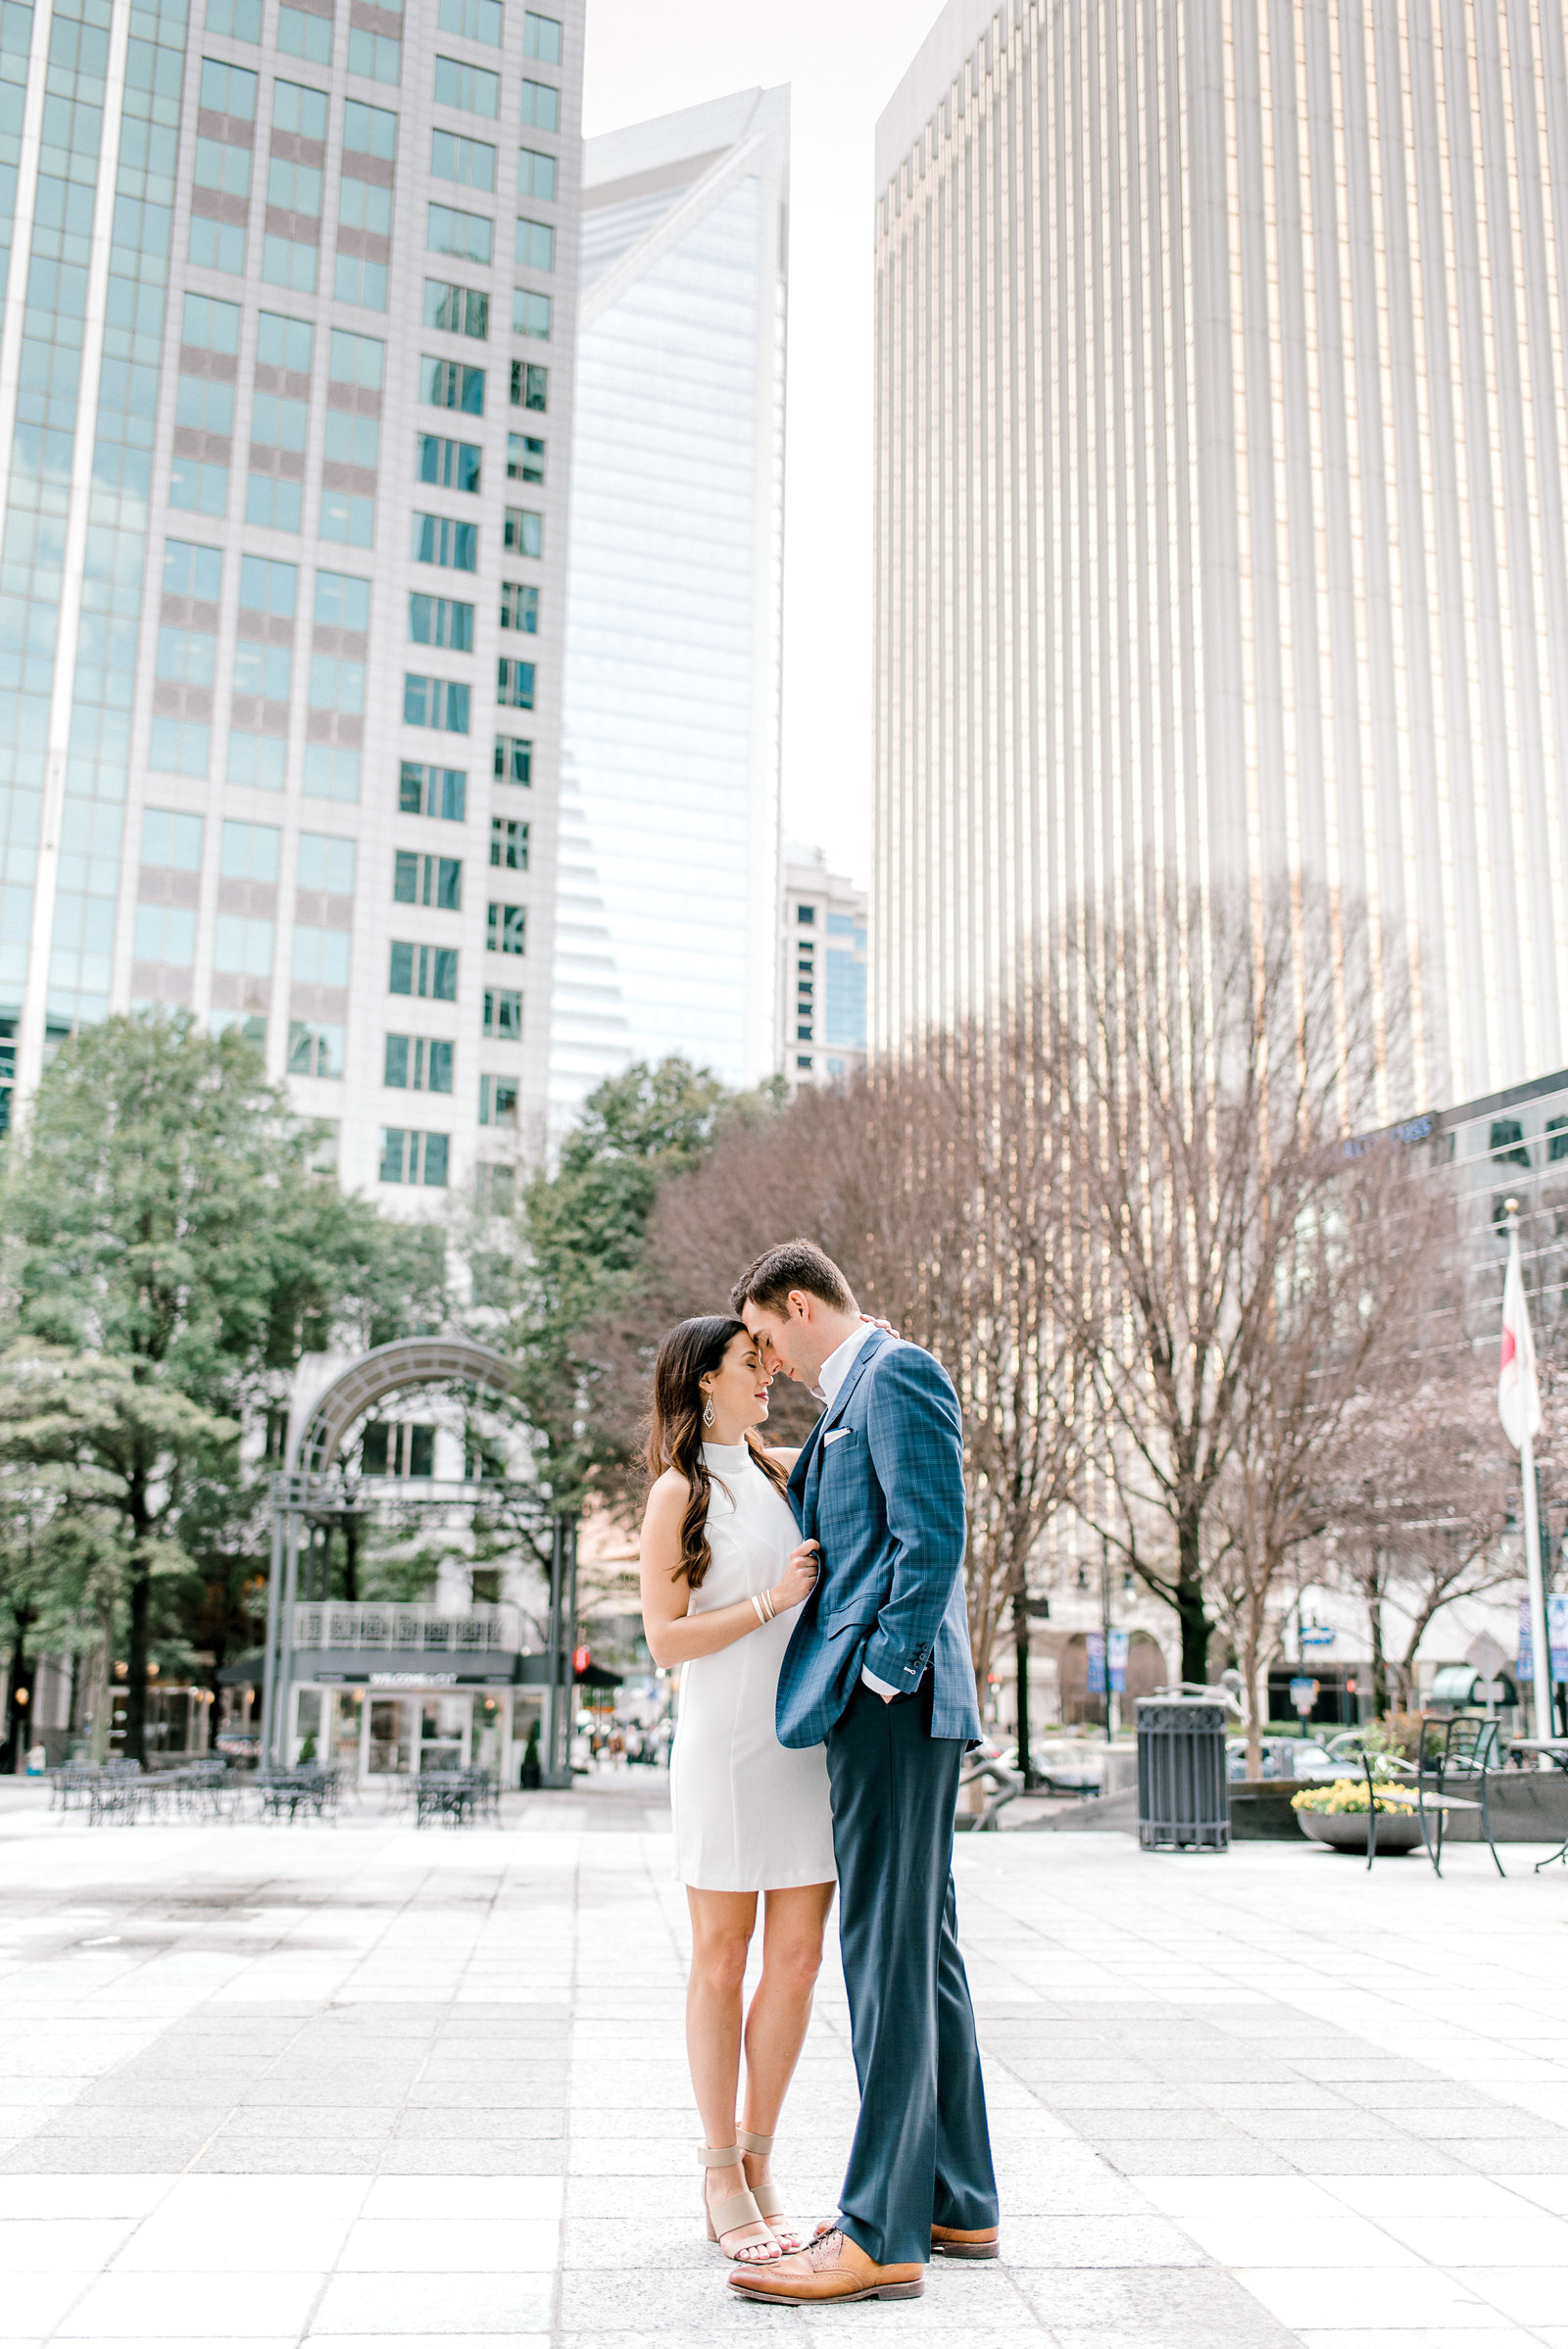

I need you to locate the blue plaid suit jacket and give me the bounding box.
[776,1328,981,1749]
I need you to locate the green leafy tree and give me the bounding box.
[488,1057,744,1508]
[0,1014,446,1758]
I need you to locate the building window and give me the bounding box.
[239,551,297,617]
[478,1074,517,1126]
[380,1128,449,1186]
[489,817,527,870]
[510,361,547,412]
[494,735,531,785]
[298,831,356,894]
[483,987,521,1037]
[221,818,280,883]
[400,761,466,820]
[487,902,524,954]
[424,279,487,338]
[133,904,198,966]
[206,0,261,38]
[427,202,492,265]
[157,625,218,689]
[141,807,205,870]
[798,904,815,924]
[288,1020,344,1077]
[517,146,557,201]
[507,433,545,483]
[514,218,554,271]
[389,941,459,999]
[394,850,462,909]
[416,433,481,491]
[330,323,384,388]
[232,637,292,701]
[519,76,559,131]
[1491,1118,1531,1168]
[409,593,474,651]
[385,1034,454,1092]
[499,582,538,634]
[796,1055,812,1071]
[347,23,399,80]
[1547,1117,1568,1164]
[514,289,552,339]
[215,915,276,976]
[278,5,332,65]
[474,1164,514,1216]
[341,103,397,168]
[504,508,542,558]
[304,744,361,802]
[200,54,258,117]
[434,55,499,117]
[420,355,485,414]
[439,0,502,42]
[496,660,534,710]
[522,10,562,64]
[310,654,366,713]
[228,733,287,790]
[431,126,495,190]
[413,514,478,571]
[405,674,470,732]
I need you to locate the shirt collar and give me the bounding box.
[813,1323,874,1409]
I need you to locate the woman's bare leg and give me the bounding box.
[740,1882,836,2245]
[685,1887,775,2260]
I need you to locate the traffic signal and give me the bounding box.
[572,1644,590,1675]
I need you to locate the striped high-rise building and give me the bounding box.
[551,86,788,1123]
[0,0,582,1204]
[875,0,1568,1109]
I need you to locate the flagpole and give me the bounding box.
[1504,1201,1555,1743]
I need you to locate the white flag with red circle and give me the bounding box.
[1499,1228,1543,1452]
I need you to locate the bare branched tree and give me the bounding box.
[1056,881,1403,1696]
[600,1030,1082,1688]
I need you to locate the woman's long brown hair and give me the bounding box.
[647,1315,791,1588]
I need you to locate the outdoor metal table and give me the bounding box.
[1505,1738,1568,1870]
[415,1772,479,1828]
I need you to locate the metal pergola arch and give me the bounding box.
[262,1338,577,1780]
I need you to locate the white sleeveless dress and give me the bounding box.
[668,1441,836,1891]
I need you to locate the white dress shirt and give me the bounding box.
[811,1325,899,1701]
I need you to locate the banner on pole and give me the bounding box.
[1518,1593,1568,1681]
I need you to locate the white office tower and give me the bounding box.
[0,0,583,1203]
[551,86,788,1123]
[876,1,1568,1108]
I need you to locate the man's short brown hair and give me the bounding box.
[730,1239,857,1319]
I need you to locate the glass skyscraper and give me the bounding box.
[0,0,582,1208]
[551,85,787,1122]
[876,0,1568,1112]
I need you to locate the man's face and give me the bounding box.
[742,1297,814,1387]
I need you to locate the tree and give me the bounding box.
[488,1057,744,1508]
[635,1042,1083,1690]
[1057,882,1399,1693]
[0,1014,440,1758]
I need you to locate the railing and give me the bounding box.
[292,1602,521,1654]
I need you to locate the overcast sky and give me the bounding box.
[580,0,941,893]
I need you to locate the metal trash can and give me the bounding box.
[1136,1695,1230,1851]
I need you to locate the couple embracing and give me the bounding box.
[639,1239,1000,2307]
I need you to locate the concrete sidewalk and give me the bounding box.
[1,1785,1567,2347]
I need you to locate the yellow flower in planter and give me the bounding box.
[1292,1767,1412,1818]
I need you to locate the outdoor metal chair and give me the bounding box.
[415,1770,476,1828]
[1419,1713,1505,1878]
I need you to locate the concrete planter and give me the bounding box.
[1298,1808,1425,1855]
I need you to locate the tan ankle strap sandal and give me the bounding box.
[699,2143,779,2264]
[737,2129,804,2253]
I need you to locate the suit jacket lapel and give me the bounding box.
[793,1328,889,1539]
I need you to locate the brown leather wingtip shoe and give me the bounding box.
[931,2222,1001,2260]
[728,2228,924,2305]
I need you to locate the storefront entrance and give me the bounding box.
[290,1683,512,1782]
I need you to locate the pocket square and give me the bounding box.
[823,1427,853,1444]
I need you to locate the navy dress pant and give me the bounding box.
[824,1677,998,2266]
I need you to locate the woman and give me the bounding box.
[640,1315,836,2267]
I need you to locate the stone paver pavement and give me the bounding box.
[2,1777,1567,2347]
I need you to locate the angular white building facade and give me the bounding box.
[875,0,1568,1108]
[551,85,787,1122]
[0,0,583,1202]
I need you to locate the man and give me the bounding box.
[726,1239,999,2308]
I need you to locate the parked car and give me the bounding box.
[1226,1734,1335,1782]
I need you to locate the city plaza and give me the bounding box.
[2,1778,1567,2349]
